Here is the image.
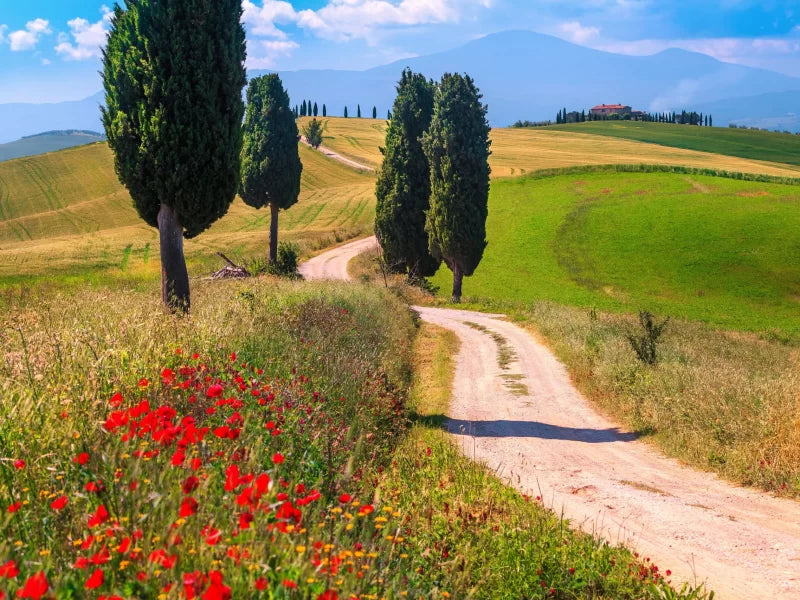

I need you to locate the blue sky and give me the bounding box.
[0,0,798,103]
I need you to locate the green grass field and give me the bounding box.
[549,121,800,167]
[0,141,374,284]
[431,169,800,334]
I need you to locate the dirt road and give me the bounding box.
[299,136,376,172]
[302,235,800,599]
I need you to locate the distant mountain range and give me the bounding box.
[0,129,106,162]
[1,30,798,144]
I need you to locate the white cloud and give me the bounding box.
[41,57,51,66]
[242,0,297,39]
[8,18,52,51]
[246,39,300,69]
[242,0,491,44]
[558,21,600,44]
[55,6,112,61]
[0,25,7,44]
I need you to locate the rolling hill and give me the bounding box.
[0,130,106,162]
[0,141,375,284]
[301,117,800,178]
[3,31,800,142]
[547,121,800,167]
[430,169,800,333]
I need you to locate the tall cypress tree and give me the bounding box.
[372,106,377,119]
[375,69,439,279]
[357,104,362,118]
[344,106,348,118]
[313,102,318,117]
[423,73,491,302]
[301,100,307,117]
[102,0,245,313]
[240,74,302,265]
[322,104,327,117]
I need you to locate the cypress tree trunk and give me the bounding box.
[452,264,463,303]
[269,202,279,263]
[157,203,190,313]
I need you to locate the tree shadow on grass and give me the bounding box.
[410,412,639,444]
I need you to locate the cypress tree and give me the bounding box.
[375,69,439,279]
[387,109,392,120]
[240,74,302,265]
[323,104,327,117]
[313,102,318,117]
[344,106,348,118]
[423,73,491,302]
[301,100,307,117]
[709,115,713,127]
[357,104,362,118]
[102,0,246,313]
[372,106,377,119]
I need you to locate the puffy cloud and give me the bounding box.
[242,0,491,44]
[246,39,300,69]
[55,6,112,61]
[558,21,600,44]
[8,18,52,51]
[242,0,298,39]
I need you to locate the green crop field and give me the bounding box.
[548,121,800,167]
[0,141,375,284]
[431,169,800,334]
[300,117,800,178]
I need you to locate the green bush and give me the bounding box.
[626,310,670,365]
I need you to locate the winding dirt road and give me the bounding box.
[301,236,800,599]
[299,136,376,172]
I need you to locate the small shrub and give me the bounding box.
[626,311,670,365]
[269,241,300,278]
[302,118,323,149]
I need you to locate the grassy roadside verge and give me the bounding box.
[0,280,707,598]
[393,322,710,598]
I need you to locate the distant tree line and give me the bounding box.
[293,101,386,120]
[510,108,719,128]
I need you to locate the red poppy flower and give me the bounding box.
[255,578,268,590]
[161,368,176,384]
[88,504,109,527]
[0,560,19,578]
[202,571,231,600]
[182,476,200,494]
[73,453,89,465]
[7,501,21,514]
[339,494,352,503]
[50,495,68,510]
[359,504,374,515]
[317,591,338,600]
[109,393,123,407]
[282,579,297,589]
[16,572,49,599]
[85,569,104,589]
[13,459,25,470]
[272,453,284,464]
[207,384,224,399]
[180,497,198,517]
[138,378,149,388]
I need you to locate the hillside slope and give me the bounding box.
[548,121,800,166]
[0,131,106,162]
[299,117,800,178]
[0,142,375,282]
